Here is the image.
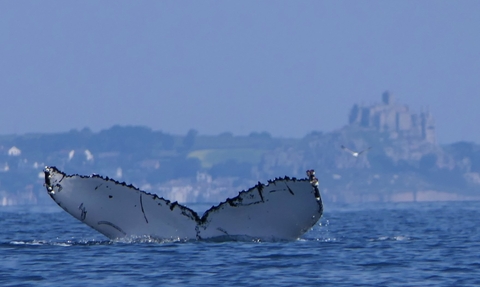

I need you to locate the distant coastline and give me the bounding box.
[1,91,479,206]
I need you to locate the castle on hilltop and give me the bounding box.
[348,91,435,143]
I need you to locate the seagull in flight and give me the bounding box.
[341,145,372,157]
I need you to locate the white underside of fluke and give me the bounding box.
[44,167,323,241]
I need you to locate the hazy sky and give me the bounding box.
[1,1,479,144]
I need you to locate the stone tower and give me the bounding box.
[348,91,436,143]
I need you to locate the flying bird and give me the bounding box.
[341,145,372,157]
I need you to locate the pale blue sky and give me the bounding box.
[1,1,479,144]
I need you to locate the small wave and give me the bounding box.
[5,235,323,246]
[297,236,338,243]
[10,240,49,246]
[6,239,112,246]
[113,236,191,244]
[370,235,411,242]
[115,234,309,243]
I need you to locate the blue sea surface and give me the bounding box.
[1,201,479,286]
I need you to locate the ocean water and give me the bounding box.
[1,201,479,286]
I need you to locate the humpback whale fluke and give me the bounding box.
[44,166,323,241]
